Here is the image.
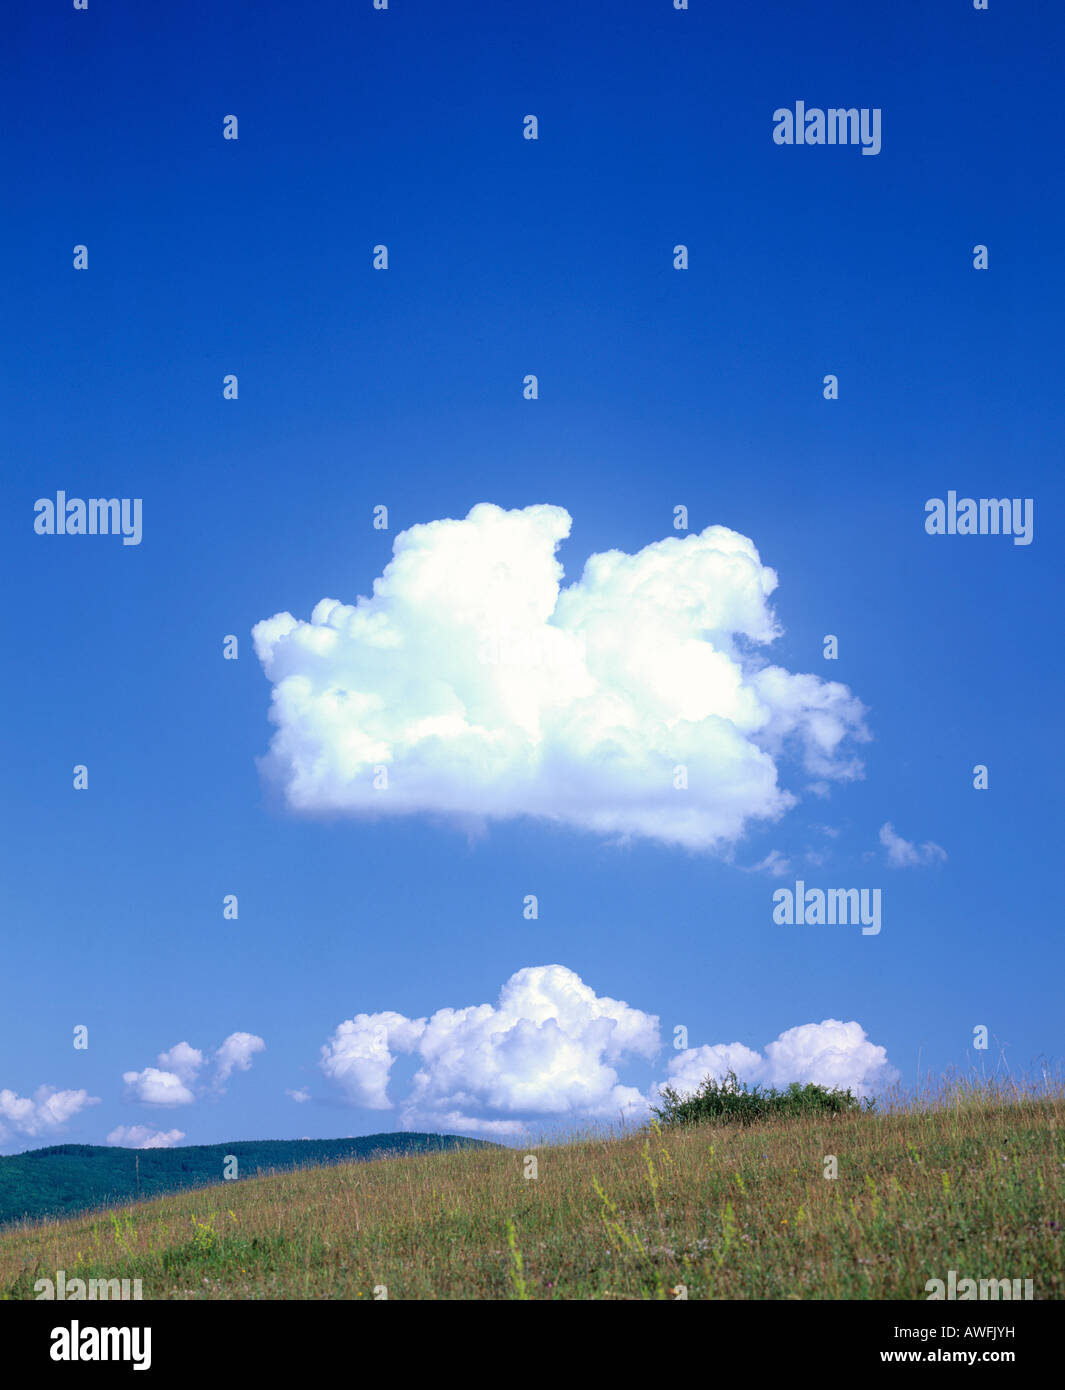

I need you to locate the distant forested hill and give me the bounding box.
[0,1134,495,1227]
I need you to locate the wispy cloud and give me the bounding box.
[879,821,947,867]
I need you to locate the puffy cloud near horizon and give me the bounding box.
[0,1086,100,1146]
[124,1033,265,1107]
[106,1125,185,1149]
[320,965,660,1136]
[253,504,869,851]
[664,1019,898,1101]
[879,822,947,867]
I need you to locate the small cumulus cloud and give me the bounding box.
[0,1086,100,1146]
[122,1067,196,1107]
[157,1043,204,1084]
[285,1087,311,1103]
[213,1033,267,1090]
[124,1033,265,1107]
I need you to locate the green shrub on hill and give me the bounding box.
[651,1069,869,1127]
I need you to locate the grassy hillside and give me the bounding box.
[1,1082,1061,1299]
[0,1134,493,1229]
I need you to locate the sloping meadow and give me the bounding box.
[1,1084,1062,1300]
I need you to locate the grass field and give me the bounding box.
[1,1080,1062,1300]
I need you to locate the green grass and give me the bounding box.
[1,1078,1061,1300]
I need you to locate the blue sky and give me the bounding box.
[1,0,1063,1152]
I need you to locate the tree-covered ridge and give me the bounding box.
[0,1134,495,1228]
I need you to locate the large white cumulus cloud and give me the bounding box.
[320,965,660,1136]
[664,1019,899,1101]
[319,967,897,1135]
[253,504,868,850]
